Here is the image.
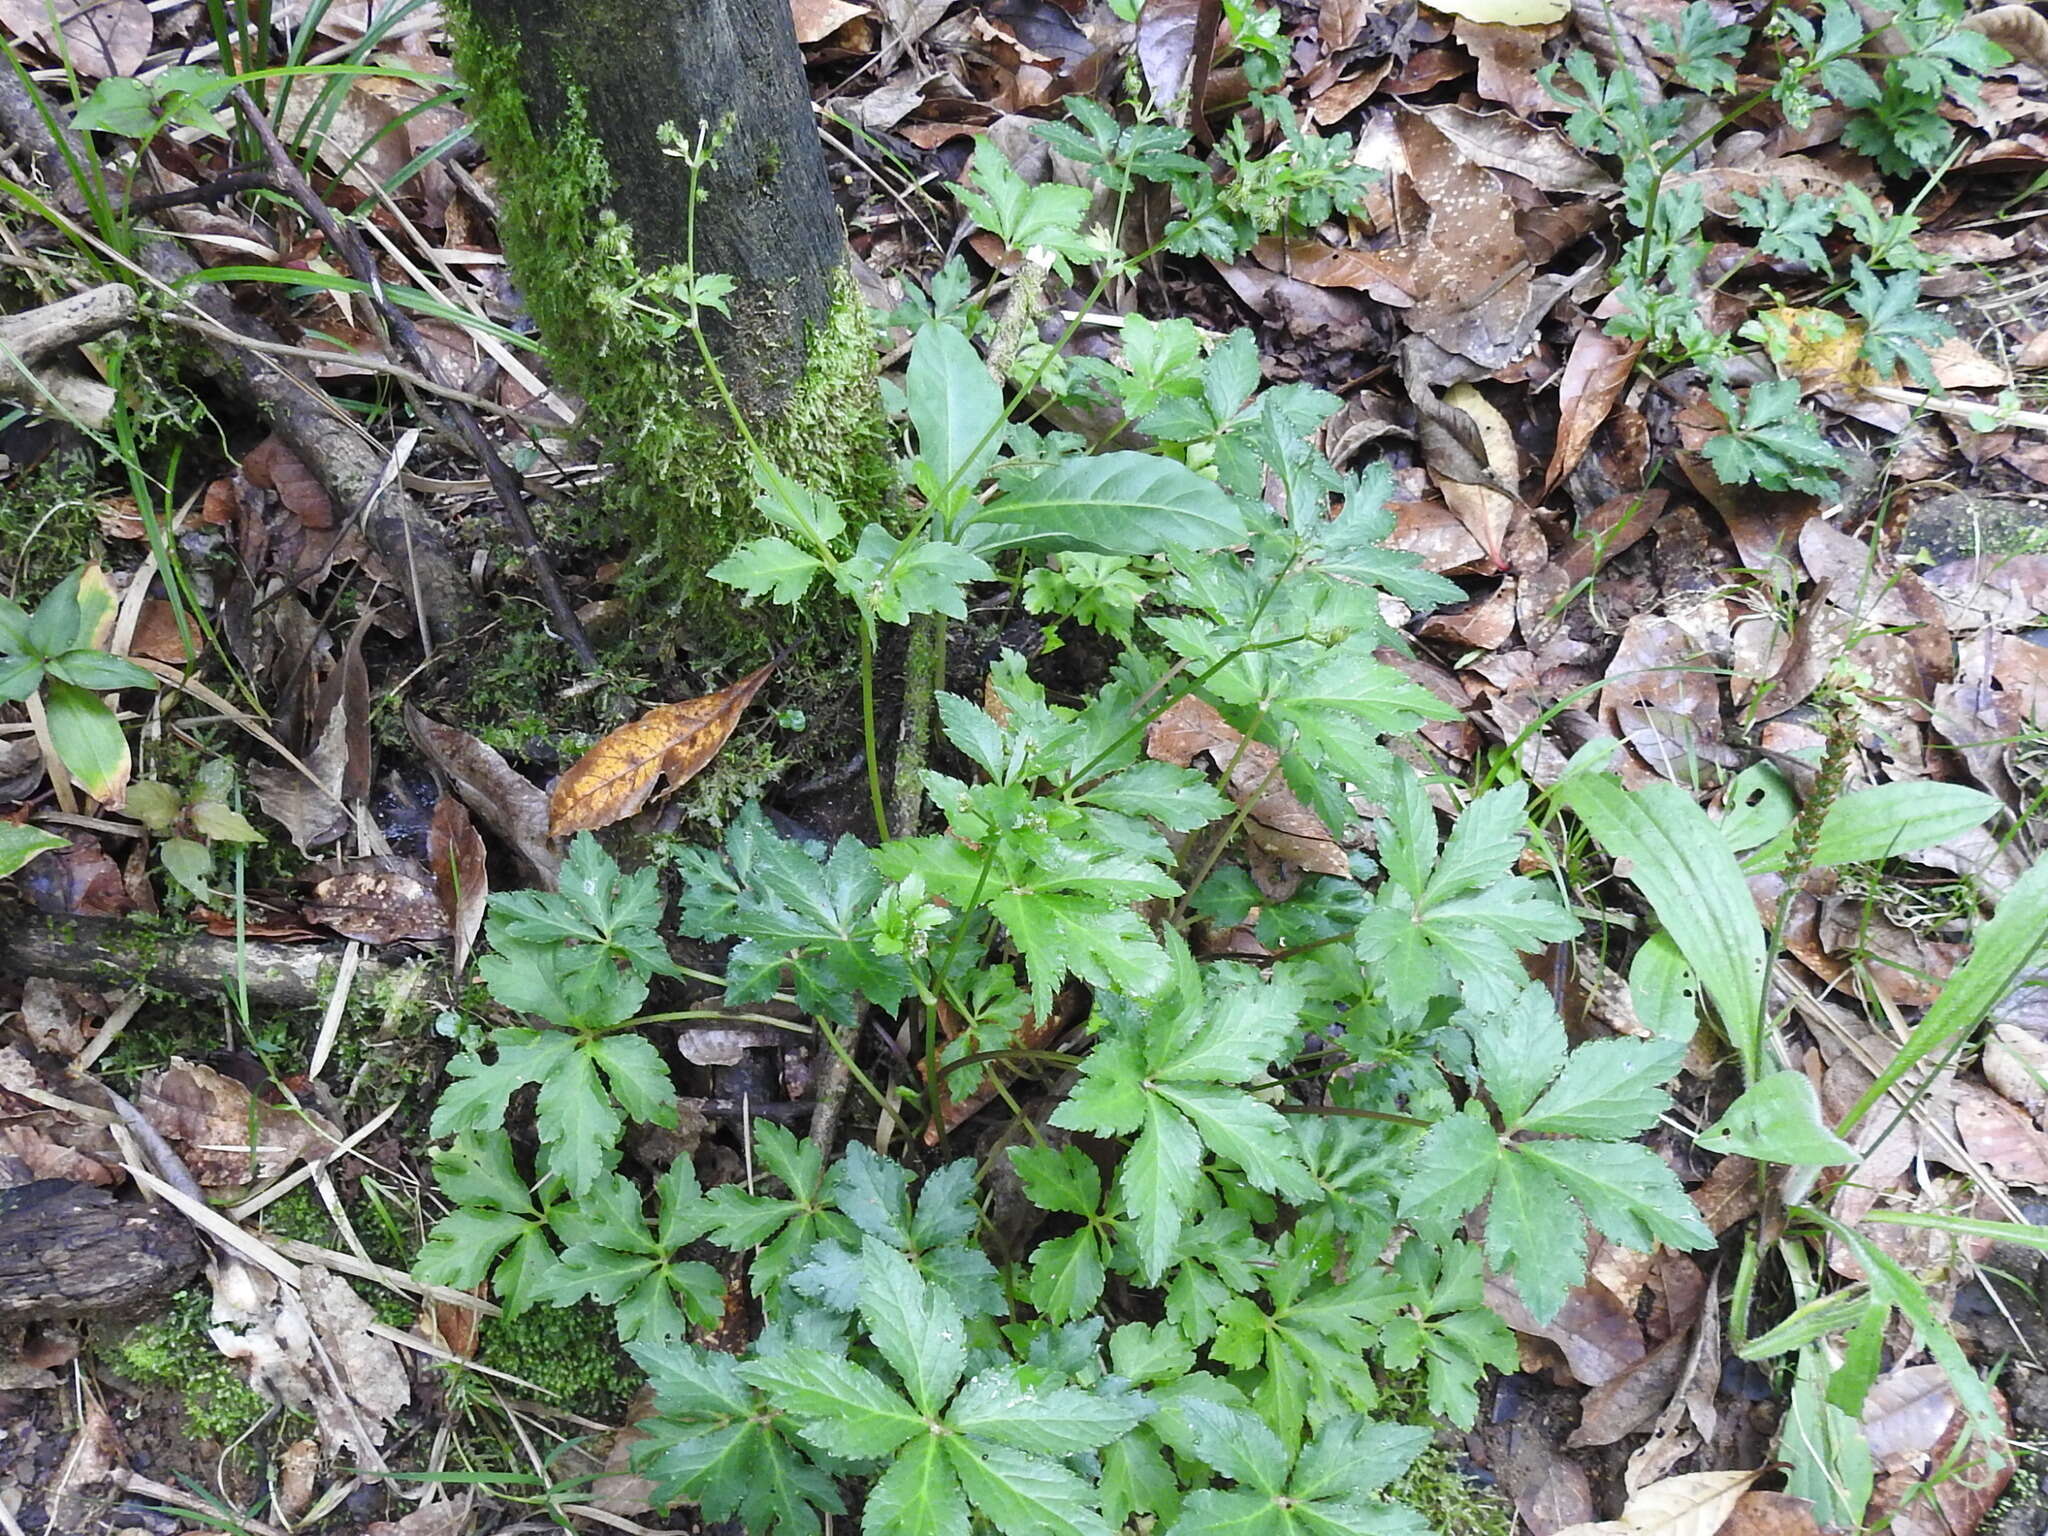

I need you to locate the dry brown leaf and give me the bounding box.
[137,1060,338,1191]
[1412,102,1614,193]
[1554,1470,1763,1536]
[1983,1023,2048,1122]
[1543,331,1642,495]
[1568,1327,1693,1448]
[1486,1276,1646,1386]
[429,795,488,973]
[549,662,776,836]
[1454,18,1560,117]
[304,856,450,945]
[1146,694,1349,883]
[792,0,868,40]
[1863,1364,1962,1469]
[210,1259,408,1464]
[1136,0,1203,116]
[405,706,559,888]
[0,0,150,77]
[1716,1492,1823,1536]
[1953,1080,2048,1187]
[1964,4,2048,71]
[1434,384,1521,567]
[242,435,337,530]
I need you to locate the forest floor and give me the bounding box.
[2,2,2048,1535]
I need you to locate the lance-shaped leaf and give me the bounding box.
[549,662,775,836]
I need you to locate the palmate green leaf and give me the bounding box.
[991,885,1171,1018]
[1054,967,1314,1280]
[1358,781,1575,1016]
[1557,774,1769,1078]
[703,1119,856,1296]
[839,524,995,623]
[1175,1404,1429,1536]
[1468,983,1566,1127]
[414,1131,558,1313]
[969,452,1255,556]
[708,536,825,605]
[672,803,914,1028]
[631,1339,844,1536]
[1212,1262,1401,1436]
[491,835,672,977]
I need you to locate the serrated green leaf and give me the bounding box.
[949,1368,1150,1455]
[708,536,826,605]
[1483,1154,1587,1324]
[858,1238,968,1414]
[865,1433,971,1536]
[1514,1138,1711,1255]
[1468,983,1566,1128]
[738,1349,924,1458]
[946,1438,1116,1536]
[1398,1105,1501,1239]
[1518,1033,1689,1139]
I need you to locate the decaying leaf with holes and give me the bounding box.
[548,663,775,837]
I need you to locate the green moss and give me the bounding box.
[476,1302,640,1419]
[0,453,101,606]
[445,8,889,648]
[1390,1443,1514,1536]
[102,1288,272,1444]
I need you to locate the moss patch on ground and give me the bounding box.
[475,1302,641,1420]
[101,1287,272,1445]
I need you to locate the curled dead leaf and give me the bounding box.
[549,663,776,837]
[1146,695,1349,885]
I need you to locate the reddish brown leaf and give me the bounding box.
[429,795,489,973]
[1717,1493,1823,1536]
[242,434,337,529]
[405,706,560,888]
[1146,694,1348,884]
[1543,331,1642,496]
[550,663,776,837]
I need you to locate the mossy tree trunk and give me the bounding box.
[450,0,884,631]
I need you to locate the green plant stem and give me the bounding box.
[858,622,888,840]
[888,612,947,838]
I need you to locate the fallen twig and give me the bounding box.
[229,85,601,672]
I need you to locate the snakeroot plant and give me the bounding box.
[413,115,1718,1536]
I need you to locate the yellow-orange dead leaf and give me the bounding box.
[549,663,775,837]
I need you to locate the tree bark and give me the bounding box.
[0,1181,204,1322]
[458,0,845,416]
[0,903,406,1009]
